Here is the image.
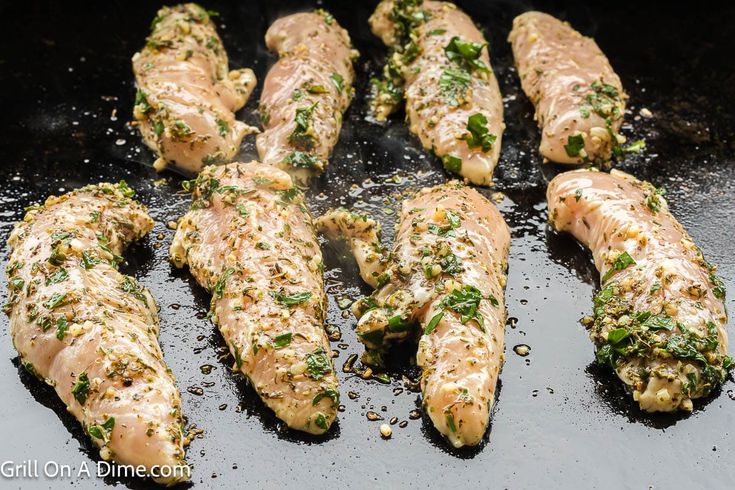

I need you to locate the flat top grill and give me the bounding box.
[0,1,733,488]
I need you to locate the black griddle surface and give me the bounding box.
[0,1,734,488]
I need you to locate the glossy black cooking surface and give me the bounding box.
[0,1,733,488]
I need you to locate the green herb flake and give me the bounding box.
[117,180,135,198]
[439,68,471,107]
[270,290,312,307]
[46,268,69,286]
[642,314,674,331]
[274,332,293,349]
[710,273,726,300]
[283,151,320,170]
[440,284,486,331]
[313,389,339,406]
[44,292,68,310]
[55,317,69,340]
[387,314,411,332]
[88,417,115,440]
[424,311,444,335]
[444,36,489,73]
[307,85,328,94]
[462,113,496,152]
[81,251,100,270]
[232,344,243,369]
[72,372,90,405]
[329,73,344,93]
[289,102,318,150]
[564,134,585,157]
[601,251,636,283]
[212,267,235,299]
[441,154,462,173]
[305,348,332,380]
[216,118,229,137]
[121,276,147,303]
[9,277,25,291]
[446,412,457,432]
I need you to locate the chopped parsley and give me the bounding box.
[121,276,147,303]
[439,68,471,107]
[55,317,69,340]
[273,332,292,349]
[236,203,249,218]
[88,417,115,440]
[289,102,318,150]
[445,412,457,432]
[315,8,334,25]
[117,180,135,198]
[9,277,24,290]
[304,348,332,380]
[216,118,229,137]
[644,186,666,213]
[428,210,461,236]
[313,388,339,406]
[564,134,585,157]
[270,290,312,307]
[591,282,733,395]
[283,151,320,170]
[601,251,636,283]
[212,268,235,299]
[81,251,100,270]
[424,311,444,334]
[427,284,493,334]
[440,284,486,330]
[44,292,69,310]
[329,73,344,93]
[440,253,463,275]
[462,113,496,152]
[444,36,489,73]
[46,268,69,286]
[307,84,328,94]
[315,413,328,430]
[170,120,192,139]
[441,154,462,173]
[710,273,726,300]
[71,372,90,405]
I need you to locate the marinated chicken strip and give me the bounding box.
[257,10,357,180]
[170,162,338,433]
[132,3,257,174]
[370,1,504,186]
[509,12,628,164]
[548,169,731,411]
[353,182,510,447]
[316,208,387,288]
[4,183,188,485]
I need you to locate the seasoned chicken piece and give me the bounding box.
[547,169,731,412]
[509,12,628,164]
[316,208,387,288]
[257,10,357,181]
[369,0,505,186]
[352,182,510,447]
[4,183,188,485]
[170,162,339,434]
[132,3,257,174]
